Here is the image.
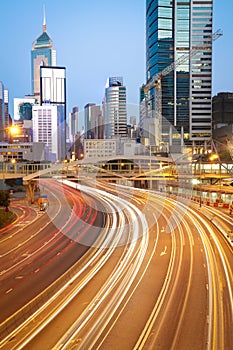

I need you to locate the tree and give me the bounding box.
[0,191,10,208]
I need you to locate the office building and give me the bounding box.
[104,77,127,138]
[32,105,58,162]
[84,139,117,159]
[40,66,66,161]
[84,103,103,139]
[70,106,79,138]
[13,97,36,142]
[0,142,45,162]
[31,8,56,102]
[69,106,79,160]
[13,98,35,122]
[212,92,233,129]
[142,0,213,148]
[0,82,10,142]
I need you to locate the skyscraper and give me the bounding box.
[142,0,213,148]
[84,103,103,139]
[70,106,79,138]
[40,66,66,161]
[31,7,56,102]
[104,77,127,139]
[0,82,10,142]
[32,105,58,162]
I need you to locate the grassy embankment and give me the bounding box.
[0,208,16,228]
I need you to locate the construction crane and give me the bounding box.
[143,28,223,148]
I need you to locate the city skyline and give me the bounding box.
[0,0,232,129]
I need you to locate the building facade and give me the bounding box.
[84,139,117,159]
[0,82,10,142]
[143,0,213,148]
[0,142,45,162]
[70,106,79,138]
[84,103,103,139]
[31,10,56,102]
[212,92,233,129]
[104,77,127,139]
[32,105,58,162]
[40,66,66,161]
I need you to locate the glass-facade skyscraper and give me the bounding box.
[31,10,56,103]
[143,0,213,147]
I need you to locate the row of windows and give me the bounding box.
[38,122,52,125]
[192,23,212,28]
[0,145,31,149]
[37,111,52,116]
[194,7,212,11]
[192,118,211,123]
[193,11,212,16]
[192,126,211,131]
[193,17,212,22]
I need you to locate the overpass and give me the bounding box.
[2,154,233,204]
[19,155,173,203]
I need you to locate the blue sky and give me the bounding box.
[0,0,232,128]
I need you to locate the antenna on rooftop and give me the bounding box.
[43,4,47,32]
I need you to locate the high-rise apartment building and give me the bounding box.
[104,77,127,139]
[142,0,213,148]
[31,9,56,102]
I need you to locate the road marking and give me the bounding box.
[161,226,165,233]
[6,288,13,294]
[160,246,167,256]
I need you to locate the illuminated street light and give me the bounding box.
[209,153,219,162]
[8,126,20,136]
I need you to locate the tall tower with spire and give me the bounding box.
[31,6,56,102]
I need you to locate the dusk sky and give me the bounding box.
[0,0,232,129]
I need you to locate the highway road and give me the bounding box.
[0,180,105,329]
[0,180,232,350]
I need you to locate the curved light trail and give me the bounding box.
[0,182,232,350]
